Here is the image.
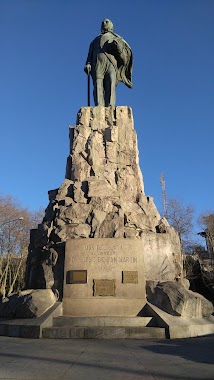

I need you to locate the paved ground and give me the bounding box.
[0,336,213,380]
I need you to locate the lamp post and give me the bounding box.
[0,217,24,229]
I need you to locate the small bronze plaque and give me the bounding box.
[94,279,116,296]
[122,271,138,284]
[66,270,87,284]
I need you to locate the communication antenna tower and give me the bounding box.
[160,173,168,218]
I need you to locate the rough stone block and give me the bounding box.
[0,289,57,319]
[147,281,214,318]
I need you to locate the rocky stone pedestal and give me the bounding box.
[26,106,183,309]
[20,106,214,338]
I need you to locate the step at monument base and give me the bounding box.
[42,325,166,339]
[52,316,153,327]
[42,316,166,339]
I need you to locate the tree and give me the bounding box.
[198,212,214,258]
[0,195,43,297]
[182,213,214,304]
[166,198,195,250]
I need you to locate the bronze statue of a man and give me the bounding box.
[84,19,133,106]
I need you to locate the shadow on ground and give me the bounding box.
[140,335,214,365]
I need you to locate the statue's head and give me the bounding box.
[101,19,114,33]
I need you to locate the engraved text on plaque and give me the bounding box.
[94,279,116,296]
[122,271,138,284]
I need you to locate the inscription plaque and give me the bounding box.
[66,270,87,284]
[122,271,138,284]
[94,279,116,296]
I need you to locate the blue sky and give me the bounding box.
[0,0,213,227]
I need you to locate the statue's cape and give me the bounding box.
[86,32,133,88]
[106,32,133,88]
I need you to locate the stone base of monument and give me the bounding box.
[42,315,166,339]
[0,302,62,339]
[144,302,214,339]
[63,238,147,317]
[40,236,214,340]
[18,105,214,340]
[41,302,214,340]
[1,301,214,339]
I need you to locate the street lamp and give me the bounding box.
[0,217,24,229]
